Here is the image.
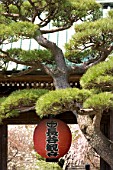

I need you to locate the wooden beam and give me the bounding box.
[3,111,77,125]
[100,160,111,170]
[0,124,7,170]
[0,72,82,83]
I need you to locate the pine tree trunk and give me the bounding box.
[77,114,113,169]
[53,74,70,89]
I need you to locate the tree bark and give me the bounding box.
[77,114,113,169]
[53,74,70,89]
[35,35,70,89]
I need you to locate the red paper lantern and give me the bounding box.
[33,119,72,159]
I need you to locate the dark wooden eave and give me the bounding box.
[2,111,77,125]
[0,71,82,95]
[0,71,82,83]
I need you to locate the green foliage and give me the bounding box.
[79,55,113,111]
[70,0,100,19]
[0,0,45,20]
[108,9,113,18]
[80,56,113,90]
[7,48,53,63]
[0,21,38,42]
[35,153,62,170]
[52,0,100,27]
[36,153,45,161]
[0,8,11,25]
[65,17,113,63]
[89,8,103,21]
[65,48,97,64]
[83,92,113,111]
[0,0,100,29]
[19,1,34,17]
[8,4,19,14]
[0,24,14,41]
[0,97,7,123]
[75,17,113,41]
[0,89,48,123]
[36,160,62,170]
[92,75,113,92]
[0,97,6,105]
[35,88,92,117]
[10,21,38,37]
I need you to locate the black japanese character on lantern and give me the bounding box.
[46,120,59,157]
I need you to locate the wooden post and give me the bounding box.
[100,115,110,170]
[100,159,110,170]
[0,124,7,170]
[110,110,113,170]
[101,110,113,170]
